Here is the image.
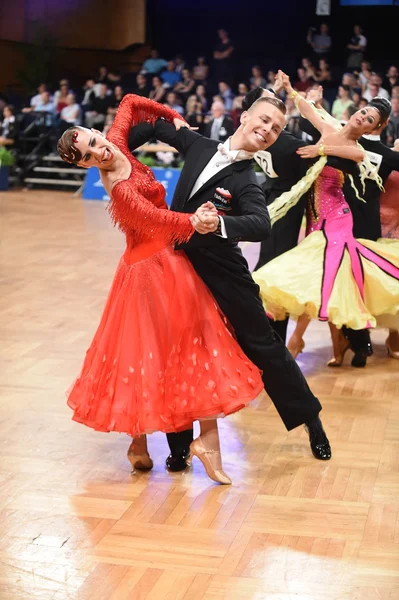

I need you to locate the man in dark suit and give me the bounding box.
[253,129,310,342]
[203,100,235,143]
[129,96,332,469]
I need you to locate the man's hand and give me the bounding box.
[190,202,219,234]
[296,145,321,159]
[173,118,198,131]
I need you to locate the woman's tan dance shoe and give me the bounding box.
[186,437,232,485]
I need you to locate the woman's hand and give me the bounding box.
[190,202,219,234]
[296,145,321,159]
[306,86,323,106]
[173,118,198,131]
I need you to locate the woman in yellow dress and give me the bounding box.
[253,72,399,365]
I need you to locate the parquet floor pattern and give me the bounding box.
[0,190,398,599]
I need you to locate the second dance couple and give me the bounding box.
[58,93,331,486]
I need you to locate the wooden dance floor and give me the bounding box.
[1,190,398,600]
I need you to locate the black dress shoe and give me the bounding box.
[165,448,190,472]
[305,416,331,460]
[351,350,368,368]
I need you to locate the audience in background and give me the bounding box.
[84,83,115,129]
[0,105,17,147]
[192,56,209,83]
[4,20,399,173]
[307,23,331,59]
[347,24,367,70]
[332,84,354,120]
[141,49,168,75]
[149,75,166,103]
[203,100,234,143]
[132,74,150,98]
[250,66,267,89]
[161,61,182,88]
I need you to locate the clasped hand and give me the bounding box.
[190,202,219,234]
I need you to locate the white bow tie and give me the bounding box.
[217,143,254,161]
[217,143,231,158]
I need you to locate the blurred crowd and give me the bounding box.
[1,24,399,161]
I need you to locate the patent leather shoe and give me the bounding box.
[165,448,190,472]
[305,416,331,460]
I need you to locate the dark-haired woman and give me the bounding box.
[56,95,264,484]
[253,74,399,364]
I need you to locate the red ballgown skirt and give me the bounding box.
[67,240,264,436]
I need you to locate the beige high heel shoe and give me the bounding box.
[287,338,305,360]
[127,437,153,472]
[327,341,351,367]
[186,437,232,485]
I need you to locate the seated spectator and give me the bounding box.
[113,85,125,109]
[342,103,358,123]
[332,85,354,120]
[237,82,249,97]
[192,56,209,83]
[164,91,184,115]
[174,54,186,74]
[392,86,399,98]
[96,65,121,86]
[265,70,277,91]
[384,65,399,96]
[31,83,50,108]
[58,93,82,136]
[294,67,313,92]
[203,100,234,143]
[386,96,399,146]
[301,57,317,80]
[25,91,56,129]
[149,76,166,103]
[25,84,51,111]
[347,24,367,71]
[102,113,115,137]
[342,72,360,94]
[307,23,331,58]
[358,97,368,109]
[357,60,372,89]
[285,96,301,135]
[364,73,390,102]
[54,80,70,114]
[132,74,150,98]
[174,68,195,101]
[0,105,18,147]
[351,91,361,108]
[85,83,115,129]
[161,61,182,88]
[218,81,234,111]
[195,84,208,112]
[231,94,244,129]
[81,79,96,106]
[313,58,332,84]
[250,66,267,89]
[141,49,167,75]
[60,93,81,125]
[185,95,204,133]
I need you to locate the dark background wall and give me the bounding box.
[146,0,399,69]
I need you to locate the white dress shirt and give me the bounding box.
[189,138,254,237]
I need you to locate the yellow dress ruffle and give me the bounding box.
[253,233,399,331]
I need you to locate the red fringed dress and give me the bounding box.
[67,95,264,436]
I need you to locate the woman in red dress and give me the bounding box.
[57,95,264,484]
